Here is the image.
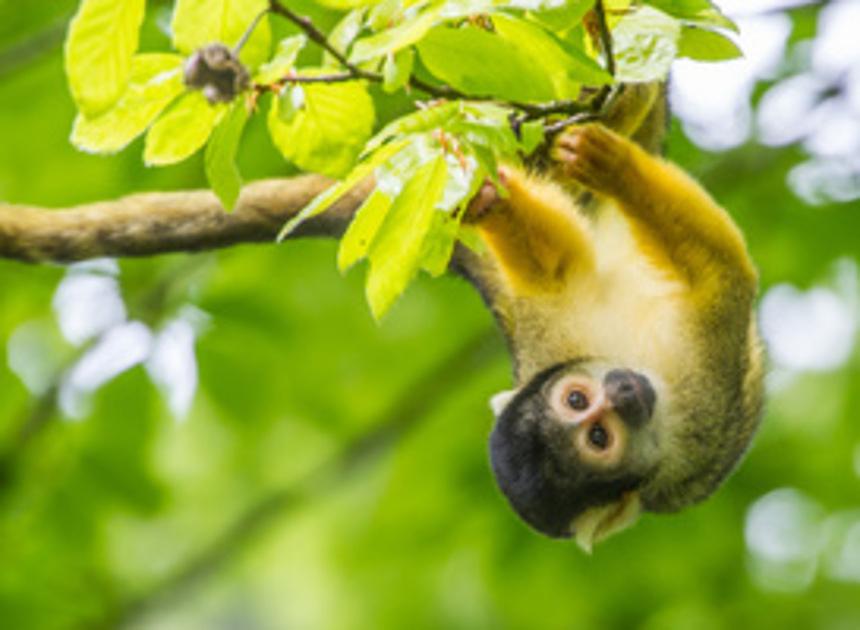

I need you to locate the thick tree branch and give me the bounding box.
[0,175,372,264]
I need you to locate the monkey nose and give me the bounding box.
[603,369,656,427]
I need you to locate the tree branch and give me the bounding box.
[268,0,362,75]
[0,175,372,264]
[593,0,616,78]
[264,0,588,120]
[95,327,502,629]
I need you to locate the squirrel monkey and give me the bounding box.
[458,84,764,550]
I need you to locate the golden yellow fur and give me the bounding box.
[465,97,764,519]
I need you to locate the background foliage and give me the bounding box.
[1,1,859,629]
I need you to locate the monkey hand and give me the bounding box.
[464,179,501,224]
[551,124,636,199]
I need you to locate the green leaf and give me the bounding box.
[528,0,595,32]
[612,6,681,82]
[316,0,379,7]
[367,0,403,32]
[172,0,271,68]
[204,101,249,212]
[279,137,411,240]
[71,53,184,154]
[277,85,305,123]
[64,0,146,116]
[448,118,519,157]
[491,14,610,96]
[383,49,415,93]
[419,211,461,277]
[419,151,485,277]
[460,101,512,123]
[338,189,394,272]
[375,134,441,195]
[416,25,557,102]
[267,77,374,178]
[438,153,481,215]
[466,140,499,182]
[364,101,460,156]
[366,153,447,319]
[520,120,546,154]
[324,8,367,67]
[350,4,443,63]
[439,0,589,20]
[254,35,307,84]
[678,25,742,61]
[144,91,226,166]
[644,0,738,32]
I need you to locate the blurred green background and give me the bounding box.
[1,1,859,628]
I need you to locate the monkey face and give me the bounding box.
[489,361,660,549]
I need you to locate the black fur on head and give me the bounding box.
[489,362,646,538]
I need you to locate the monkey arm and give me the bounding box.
[466,168,596,295]
[553,124,757,296]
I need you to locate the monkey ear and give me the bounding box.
[571,492,641,554]
[489,389,518,416]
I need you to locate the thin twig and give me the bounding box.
[593,0,616,78]
[95,327,502,629]
[268,0,367,75]
[590,0,617,113]
[543,112,600,135]
[275,72,357,86]
[267,0,462,100]
[233,7,270,55]
[264,0,586,119]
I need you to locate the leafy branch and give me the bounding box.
[53,0,743,319]
[264,0,587,121]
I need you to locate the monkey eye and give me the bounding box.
[587,423,610,450]
[567,389,589,411]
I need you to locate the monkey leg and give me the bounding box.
[601,82,665,151]
[465,168,595,295]
[551,124,757,295]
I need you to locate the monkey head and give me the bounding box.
[488,356,762,550]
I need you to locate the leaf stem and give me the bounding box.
[594,0,616,78]
[268,0,370,77]
[590,0,617,112]
[263,0,588,119]
[233,6,270,55]
[261,0,616,149]
[267,0,465,101]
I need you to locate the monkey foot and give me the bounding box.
[551,124,632,197]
